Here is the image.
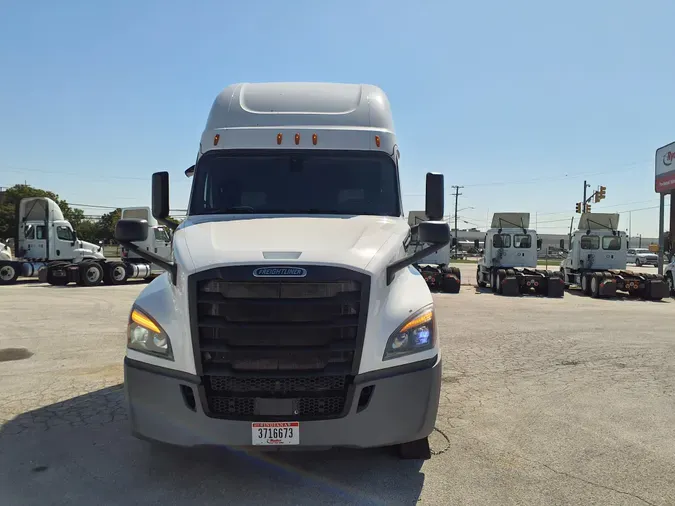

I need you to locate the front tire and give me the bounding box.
[591,274,600,298]
[397,437,431,460]
[635,258,642,267]
[0,262,19,285]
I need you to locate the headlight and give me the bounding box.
[383,305,435,361]
[127,307,174,360]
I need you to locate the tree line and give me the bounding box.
[0,184,180,243]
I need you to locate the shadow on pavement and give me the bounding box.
[0,386,425,506]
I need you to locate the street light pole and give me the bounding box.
[451,185,463,258]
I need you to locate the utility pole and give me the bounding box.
[451,185,463,258]
[568,217,574,249]
[583,180,589,208]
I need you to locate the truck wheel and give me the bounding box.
[397,437,431,460]
[104,262,128,285]
[77,262,104,286]
[0,262,19,285]
[560,268,570,288]
[496,269,505,294]
[491,270,497,292]
[581,274,591,295]
[477,267,487,288]
[590,274,601,298]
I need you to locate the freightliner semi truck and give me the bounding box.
[0,198,170,286]
[114,82,451,459]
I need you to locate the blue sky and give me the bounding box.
[1,0,673,237]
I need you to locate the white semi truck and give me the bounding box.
[114,82,451,460]
[560,212,668,300]
[407,211,461,293]
[0,197,169,286]
[476,212,564,297]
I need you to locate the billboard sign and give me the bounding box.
[655,141,675,193]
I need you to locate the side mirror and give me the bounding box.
[387,221,450,284]
[152,172,170,221]
[425,172,444,221]
[115,219,149,243]
[537,238,542,250]
[418,221,451,245]
[185,165,195,178]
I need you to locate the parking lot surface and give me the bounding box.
[1,282,674,505]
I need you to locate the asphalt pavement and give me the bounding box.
[1,281,674,505]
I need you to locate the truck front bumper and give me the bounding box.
[124,355,442,449]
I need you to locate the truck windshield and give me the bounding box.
[189,151,400,217]
[602,236,621,250]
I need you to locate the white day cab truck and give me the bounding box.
[406,211,461,293]
[0,198,170,286]
[114,82,451,460]
[559,212,668,300]
[476,212,564,297]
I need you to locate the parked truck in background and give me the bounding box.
[0,197,169,286]
[475,212,564,297]
[560,212,668,300]
[407,211,461,293]
[114,82,450,460]
[119,207,172,265]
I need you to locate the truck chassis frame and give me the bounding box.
[562,268,669,300]
[477,266,565,297]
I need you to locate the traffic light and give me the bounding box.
[576,202,582,213]
[594,192,601,203]
[598,186,606,200]
[585,204,591,213]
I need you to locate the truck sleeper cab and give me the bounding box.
[115,82,451,459]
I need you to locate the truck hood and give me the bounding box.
[175,215,409,274]
[79,240,102,252]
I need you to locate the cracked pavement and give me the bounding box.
[1,282,674,505]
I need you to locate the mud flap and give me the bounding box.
[546,277,565,298]
[500,276,520,296]
[646,278,669,300]
[38,267,48,283]
[598,278,617,297]
[442,275,460,294]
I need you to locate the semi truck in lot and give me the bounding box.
[559,212,668,300]
[0,198,170,286]
[476,212,564,297]
[114,82,451,460]
[406,212,461,293]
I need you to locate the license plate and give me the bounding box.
[251,422,299,446]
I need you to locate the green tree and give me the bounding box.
[98,208,122,241]
[0,184,85,241]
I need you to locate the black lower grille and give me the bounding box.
[189,266,370,421]
[209,395,346,417]
[210,375,347,394]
